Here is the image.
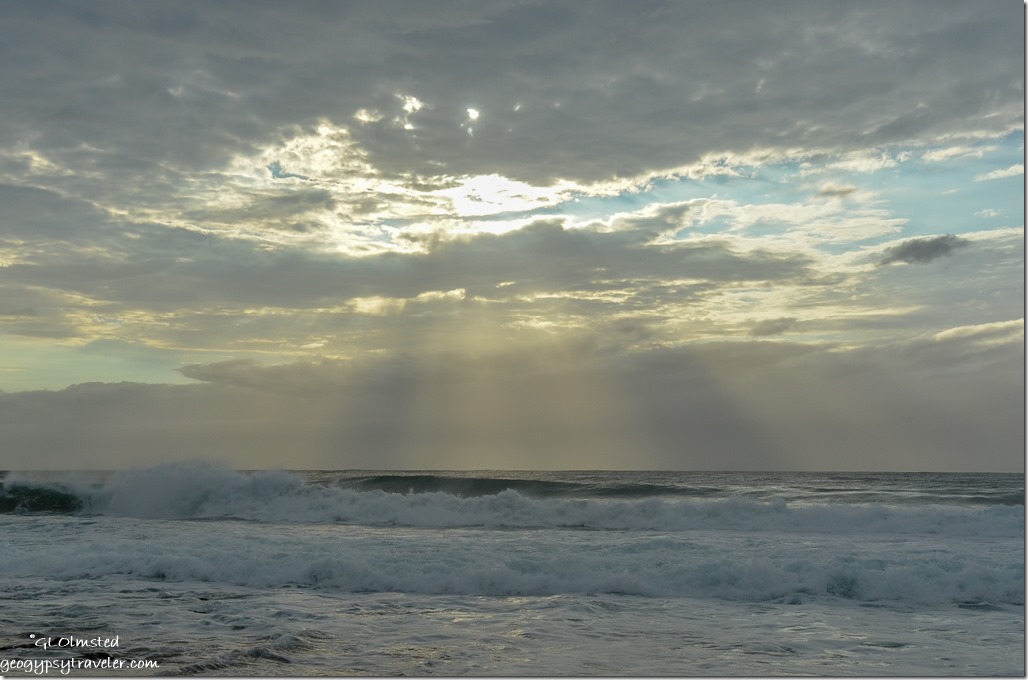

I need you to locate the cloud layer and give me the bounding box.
[2,1,1022,186]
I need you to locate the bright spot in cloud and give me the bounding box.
[416,288,466,303]
[400,95,424,114]
[353,108,383,124]
[229,120,375,186]
[467,108,480,121]
[395,94,425,130]
[432,174,574,219]
[352,296,406,316]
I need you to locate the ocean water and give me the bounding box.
[0,464,1023,676]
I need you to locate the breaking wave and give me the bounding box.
[0,463,1021,537]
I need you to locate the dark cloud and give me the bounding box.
[749,317,797,337]
[816,183,858,199]
[0,184,111,240]
[0,1,1021,186]
[178,358,352,396]
[880,234,971,265]
[184,188,337,225]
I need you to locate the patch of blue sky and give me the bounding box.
[864,139,1023,238]
[555,189,654,222]
[480,132,1021,243]
[730,136,1019,254]
[732,162,812,203]
[681,214,735,239]
[0,340,203,392]
[375,217,415,230]
[553,164,805,227]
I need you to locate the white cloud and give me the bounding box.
[824,151,900,174]
[353,108,384,124]
[975,164,1024,181]
[683,197,906,245]
[932,318,1024,346]
[351,296,406,316]
[921,145,995,162]
[395,94,427,130]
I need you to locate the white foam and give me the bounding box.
[2,512,1022,605]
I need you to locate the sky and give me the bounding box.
[0,0,1023,471]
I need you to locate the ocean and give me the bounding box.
[0,463,1023,676]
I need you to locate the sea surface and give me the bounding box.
[0,464,1023,676]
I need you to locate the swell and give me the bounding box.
[344,474,718,499]
[346,474,582,498]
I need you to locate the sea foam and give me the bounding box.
[1,510,1023,605]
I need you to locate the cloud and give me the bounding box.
[690,196,906,244]
[825,152,900,174]
[816,182,858,199]
[749,317,797,337]
[975,164,1024,181]
[3,189,1017,362]
[880,234,970,265]
[921,145,995,162]
[0,183,112,240]
[183,187,337,231]
[932,318,1024,347]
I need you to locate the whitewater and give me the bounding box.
[0,464,1023,676]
